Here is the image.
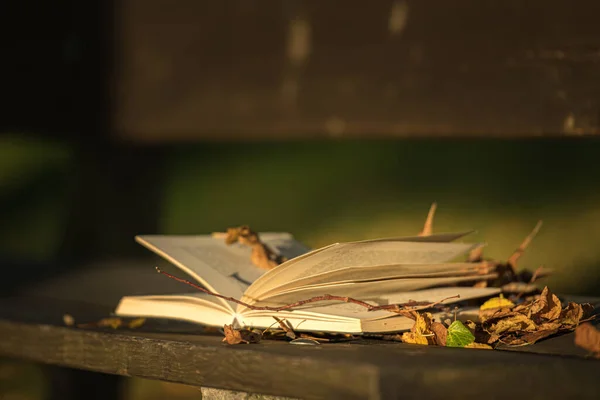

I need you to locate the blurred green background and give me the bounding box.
[2,133,600,399]
[2,134,600,293]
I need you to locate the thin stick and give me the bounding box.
[508,220,543,270]
[155,267,459,314]
[419,202,437,236]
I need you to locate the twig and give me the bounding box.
[155,267,459,314]
[419,202,437,236]
[507,220,543,271]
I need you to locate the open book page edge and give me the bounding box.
[135,235,239,312]
[256,262,490,299]
[243,231,475,301]
[245,241,483,305]
[114,293,235,328]
[241,242,339,300]
[243,240,480,304]
[253,273,499,306]
[238,314,365,334]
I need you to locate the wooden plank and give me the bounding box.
[0,321,377,400]
[5,0,600,141]
[1,318,599,399]
[112,0,600,141]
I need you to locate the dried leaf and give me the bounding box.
[418,202,437,236]
[401,331,429,345]
[559,302,594,327]
[520,328,560,345]
[62,314,75,326]
[430,322,448,346]
[530,286,562,321]
[222,324,248,345]
[574,323,600,357]
[488,313,537,335]
[446,320,475,348]
[464,342,493,350]
[241,329,263,343]
[273,316,296,339]
[480,294,515,311]
[464,320,477,331]
[299,333,330,342]
[479,307,515,323]
[127,318,146,329]
[401,312,435,345]
[97,318,123,329]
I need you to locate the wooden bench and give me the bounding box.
[1,262,599,399]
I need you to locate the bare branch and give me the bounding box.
[155,267,460,314]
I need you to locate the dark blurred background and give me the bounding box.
[2,0,600,398]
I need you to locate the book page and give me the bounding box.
[114,292,235,327]
[239,287,497,333]
[243,240,480,303]
[247,272,498,308]
[242,232,473,300]
[136,233,309,311]
[257,262,489,298]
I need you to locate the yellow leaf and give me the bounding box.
[480,294,515,311]
[128,318,146,329]
[465,342,493,350]
[401,312,434,345]
[97,318,123,329]
[402,331,429,345]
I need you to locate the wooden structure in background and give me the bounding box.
[4,0,600,141]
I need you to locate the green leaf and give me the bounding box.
[446,320,475,348]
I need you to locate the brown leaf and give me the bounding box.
[62,314,75,326]
[530,286,562,321]
[430,322,448,346]
[520,328,560,345]
[581,303,595,319]
[222,324,248,345]
[479,307,515,323]
[558,302,585,327]
[574,323,600,357]
[241,329,263,344]
[418,202,437,236]
[487,333,501,344]
[464,342,493,350]
[273,317,296,339]
[487,313,537,335]
[500,336,528,346]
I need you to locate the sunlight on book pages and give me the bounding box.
[114,229,502,334]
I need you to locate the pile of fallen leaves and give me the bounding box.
[218,286,597,356]
[477,287,595,347]
[388,286,595,351]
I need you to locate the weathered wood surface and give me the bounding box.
[1,318,599,400]
[1,264,599,399]
[112,0,600,140]
[4,0,600,141]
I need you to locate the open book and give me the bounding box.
[114,231,501,333]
